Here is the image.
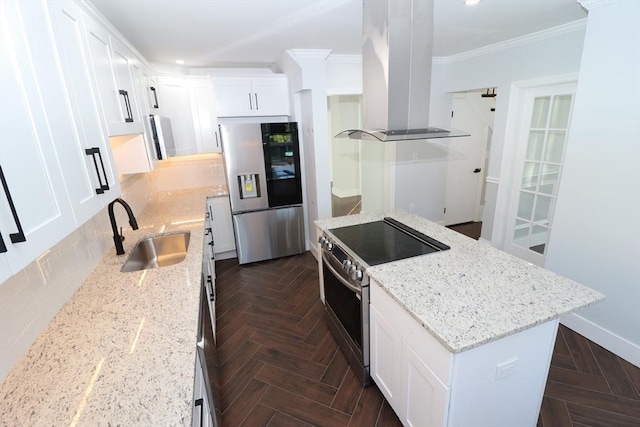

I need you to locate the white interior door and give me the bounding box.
[505,83,576,266]
[444,92,495,226]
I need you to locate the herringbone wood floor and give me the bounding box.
[537,325,640,427]
[215,253,402,427]
[214,250,639,427]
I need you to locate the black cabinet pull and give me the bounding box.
[194,398,204,427]
[248,93,253,110]
[254,93,259,110]
[85,148,109,194]
[149,86,159,108]
[0,165,26,244]
[206,276,215,302]
[119,89,134,123]
[95,148,110,191]
[214,131,219,149]
[0,231,7,253]
[473,168,482,173]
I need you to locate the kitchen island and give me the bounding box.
[316,210,604,427]
[0,187,224,426]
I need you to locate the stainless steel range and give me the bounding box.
[319,217,450,385]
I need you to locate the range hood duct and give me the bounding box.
[336,0,468,142]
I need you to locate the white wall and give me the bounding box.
[431,22,587,241]
[275,50,332,252]
[545,0,640,365]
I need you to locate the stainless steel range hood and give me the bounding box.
[336,0,468,142]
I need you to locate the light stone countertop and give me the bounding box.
[316,210,604,354]
[0,187,223,426]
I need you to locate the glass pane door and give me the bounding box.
[510,87,575,265]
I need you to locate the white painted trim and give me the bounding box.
[478,237,492,245]
[561,313,640,367]
[290,49,332,60]
[331,187,360,198]
[326,54,362,64]
[308,239,320,259]
[579,0,617,10]
[433,20,587,65]
[326,88,362,96]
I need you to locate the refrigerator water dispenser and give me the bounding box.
[238,174,260,199]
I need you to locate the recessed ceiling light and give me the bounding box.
[465,0,480,5]
[176,59,185,65]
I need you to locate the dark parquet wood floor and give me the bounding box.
[214,253,402,427]
[215,252,640,426]
[537,325,640,427]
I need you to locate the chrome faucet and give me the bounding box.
[108,198,139,255]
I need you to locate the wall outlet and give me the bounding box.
[495,358,518,380]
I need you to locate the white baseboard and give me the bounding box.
[215,250,237,261]
[308,240,319,260]
[560,313,640,367]
[331,187,360,198]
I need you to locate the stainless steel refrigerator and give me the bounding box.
[220,122,305,264]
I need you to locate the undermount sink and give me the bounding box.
[121,231,191,272]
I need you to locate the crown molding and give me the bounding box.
[578,0,617,10]
[289,49,332,60]
[326,54,362,64]
[433,19,587,65]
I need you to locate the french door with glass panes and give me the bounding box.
[505,83,576,266]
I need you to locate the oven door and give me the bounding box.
[321,251,370,385]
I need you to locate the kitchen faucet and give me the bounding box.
[108,198,139,255]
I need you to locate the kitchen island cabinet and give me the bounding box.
[316,210,603,427]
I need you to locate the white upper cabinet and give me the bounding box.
[157,75,197,156]
[188,77,222,154]
[146,73,160,112]
[46,0,122,223]
[0,1,77,282]
[83,13,143,136]
[213,76,290,117]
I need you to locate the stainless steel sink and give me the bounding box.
[121,231,191,272]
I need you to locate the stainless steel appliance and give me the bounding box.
[220,122,305,264]
[319,217,450,385]
[149,115,176,159]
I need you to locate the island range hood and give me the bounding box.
[336,0,468,142]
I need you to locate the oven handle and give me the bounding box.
[322,251,362,295]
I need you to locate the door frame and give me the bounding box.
[493,73,579,252]
[445,91,495,226]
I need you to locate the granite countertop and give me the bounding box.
[0,187,221,426]
[316,210,604,354]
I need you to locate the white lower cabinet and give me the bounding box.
[370,279,559,427]
[207,196,236,256]
[193,350,213,427]
[370,303,449,427]
[401,342,449,427]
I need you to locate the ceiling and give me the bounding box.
[89,0,587,68]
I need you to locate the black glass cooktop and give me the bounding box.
[329,217,450,266]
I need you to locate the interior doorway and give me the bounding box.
[327,94,362,217]
[504,82,576,266]
[444,90,496,229]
